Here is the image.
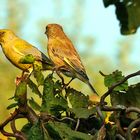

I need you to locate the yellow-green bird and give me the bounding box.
[0,29,54,74]
[45,24,98,95]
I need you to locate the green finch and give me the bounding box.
[45,24,98,95]
[0,29,54,74]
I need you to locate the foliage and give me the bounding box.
[103,0,140,35]
[1,1,140,139]
[0,55,140,140]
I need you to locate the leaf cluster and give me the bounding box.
[1,54,140,140]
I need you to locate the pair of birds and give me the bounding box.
[0,24,98,95]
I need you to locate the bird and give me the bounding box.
[0,29,54,76]
[45,24,98,95]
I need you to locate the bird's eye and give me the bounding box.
[46,26,48,31]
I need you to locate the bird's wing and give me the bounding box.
[13,39,52,65]
[51,38,88,79]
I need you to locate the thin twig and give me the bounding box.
[52,116,76,123]
[1,128,27,140]
[116,134,126,140]
[101,105,126,111]
[10,119,17,133]
[99,71,107,76]
[0,129,16,137]
[96,105,104,122]
[75,119,80,131]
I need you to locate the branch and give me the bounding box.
[116,134,126,140]
[0,109,19,129]
[0,108,27,139]
[125,107,140,114]
[96,105,104,122]
[52,116,76,123]
[101,105,126,111]
[10,119,27,140]
[100,70,140,109]
[26,105,38,124]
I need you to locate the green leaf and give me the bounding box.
[111,83,140,119]
[27,79,42,97]
[7,102,18,110]
[15,81,27,104]
[45,121,93,140]
[21,121,51,140]
[104,70,128,91]
[69,108,96,119]
[15,81,27,98]
[23,122,43,140]
[66,88,89,108]
[29,98,41,111]
[21,123,32,138]
[103,0,140,35]
[54,80,62,90]
[19,54,35,64]
[33,70,44,86]
[41,74,68,115]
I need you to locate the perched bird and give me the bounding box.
[0,29,54,75]
[45,24,98,95]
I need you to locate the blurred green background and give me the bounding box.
[0,0,140,138]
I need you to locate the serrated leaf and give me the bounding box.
[29,98,41,111]
[69,108,96,119]
[45,121,93,140]
[104,70,128,91]
[41,74,68,115]
[27,79,42,97]
[111,83,140,119]
[33,70,44,86]
[19,54,35,64]
[7,103,18,110]
[21,121,51,140]
[15,81,27,98]
[66,88,89,108]
[26,122,44,140]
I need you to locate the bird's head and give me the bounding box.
[0,29,16,44]
[45,24,64,38]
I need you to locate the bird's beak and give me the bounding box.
[45,27,48,34]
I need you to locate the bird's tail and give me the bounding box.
[87,82,99,96]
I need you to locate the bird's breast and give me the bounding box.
[2,44,31,71]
